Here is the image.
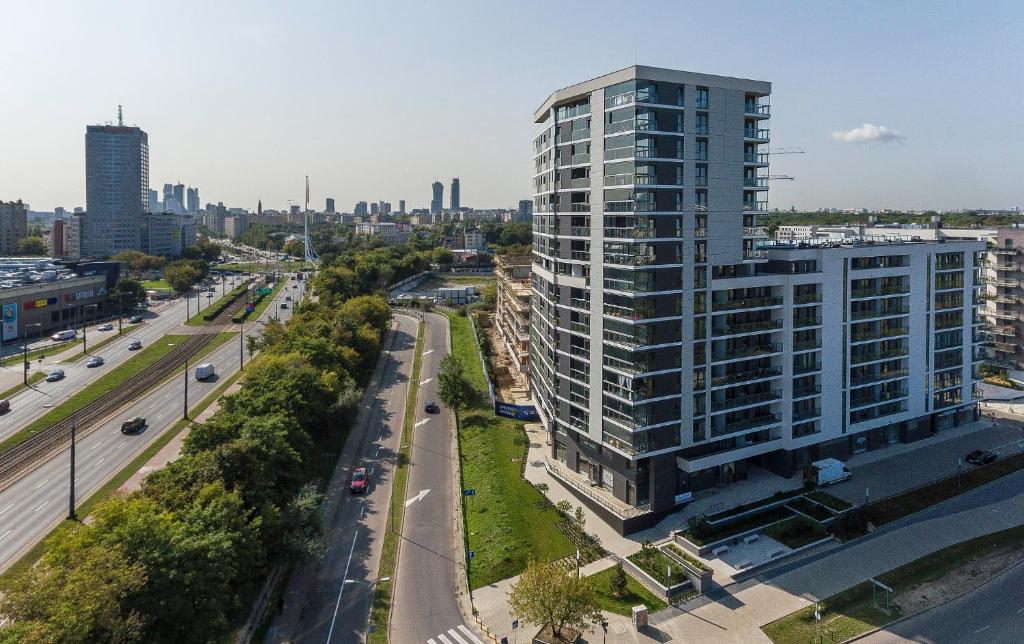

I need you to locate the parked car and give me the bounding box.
[0,399,10,414]
[51,329,76,341]
[424,400,440,414]
[349,467,369,494]
[128,339,143,351]
[46,368,65,382]
[966,449,997,465]
[97,323,114,331]
[86,356,105,368]
[128,315,144,324]
[280,303,289,309]
[120,416,146,434]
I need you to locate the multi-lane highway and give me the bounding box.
[0,276,303,572]
[271,313,418,643]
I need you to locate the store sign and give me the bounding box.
[1,302,16,341]
[494,400,540,421]
[68,286,107,302]
[24,297,57,310]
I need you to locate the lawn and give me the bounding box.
[231,278,287,323]
[141,279,171,290]
[186,283,248,326]
[588,566,667,616]
[447,312,574,589]
[684,505,794,546]
[805,490,852,511]
[627,545,689,587]
[0,335,187,455]
[762,516,828,549]
[761,524,1024,643]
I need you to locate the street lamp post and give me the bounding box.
[183,354,189,420]
[82,303,97,354]
[23,322,42,385]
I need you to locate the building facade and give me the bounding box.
[986,228,1024,373]
[0,275,111,343]
[140,212,197,258]
[495,255,532,374]
[431,181,444,216]
[186,187,199,214]
[0,200,28,255]
[528,66,984,533]
[84,122,149,257]
[451,177,461,210]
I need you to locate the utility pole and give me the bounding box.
[68,416,77,520]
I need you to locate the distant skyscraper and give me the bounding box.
[84,112,148,257]
[518,199,533,222]
[148,189,159,212]
[354,201,368,216]
[186,187,199,214]
[162,183,173,205]
[431,181,443,216]
[173,184,185,211]
[326,197,335,213]
[370,202,379,216]
[450,177,460,210]
[399,199,406,214]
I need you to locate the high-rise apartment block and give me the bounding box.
[399,199,406,214]
[85,120,149,257]
[186,187,200,214]
[451,177,460,210]
[529,66,984,532]
[431,181,444,216]
[0,200,28,255]
[325,197,335,213]
[517,199,533,223]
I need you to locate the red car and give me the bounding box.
[349,467,369,494]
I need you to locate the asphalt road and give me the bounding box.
[859,561,1024,643]
[0,277,302,572]
[390,312,474,644]
[0,274,246,437]
[270,313,418,644]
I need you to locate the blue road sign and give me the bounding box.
[468,551,475,559]
[464,489,476,496]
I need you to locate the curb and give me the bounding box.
[844,558,1024,642]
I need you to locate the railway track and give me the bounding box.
[0,283,261,493]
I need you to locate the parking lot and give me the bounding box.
[827,416,1024,504]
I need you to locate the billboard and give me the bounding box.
[1,302,16,342]
[494,400,539,422]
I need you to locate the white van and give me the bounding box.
[804,458,852,486]
[194,363,215,381]
[51,330,77,341]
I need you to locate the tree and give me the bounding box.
[283,239,304,257]
[609,562,628,599]
[163,260,204,294]
[110,278,147,310]
[15,236,47,256]
[437,354,473,412]
[507,559,601,642]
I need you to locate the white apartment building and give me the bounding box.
[528,66,984,533]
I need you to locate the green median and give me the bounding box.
[367,319,424,644]
[447,312,574,590]
[185,283,249,325]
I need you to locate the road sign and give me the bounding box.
[258,288,272,296]
[464,489,476,497]
[511,619,518,630]
[246,304,255,313]
[467,551,475,559]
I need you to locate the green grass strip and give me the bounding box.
[185,283,249,326]
[445,312,574,589]
[366,319,424,644]
[0,370,245,585]
[588,566,668,616]
[64,333,124,364]
[761,524,1024,643]
[231,278,288,323]
[1,340,81,367]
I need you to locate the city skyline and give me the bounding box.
[1,0,1021,213]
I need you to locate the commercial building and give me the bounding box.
[0,274,111,344]
[325,197,335,213]
[517,199,533,223]
[528,66,984,533]
[49,219,67,258]
[495,255,532,375]
[186,187,199,214]
[354,222,410,245]
[140,212,197,258]
[431,181,444,216]
[84,116,149,257]
[399,199,406,214]
[451,177,461,210]
[223,214,249,240]
[0,200,28,255]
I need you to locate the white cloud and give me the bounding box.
[832,123,903,144]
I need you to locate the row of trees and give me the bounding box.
[0,267,391,642]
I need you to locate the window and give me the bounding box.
[695,113,709,135]
[677,86,685,107]
[676,139,684,159]
[695,87,709,109]
[694,190,708,211]
[695,139,708,161]
[695,164,708,187]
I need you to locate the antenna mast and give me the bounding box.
[303,175,320,267]
[117,105,123,126]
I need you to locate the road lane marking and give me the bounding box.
[420,378,433,385]
[368,466,374,476]
[34,479,49,489]
[975,625,991,633]
[415,419,429,428]
[91,441,103,450]
[34,501,49,513]
[0,504,14,515]
[405,489,431,507]
[326,531,359,643]
[359,505,365,518]
[95,459,105,467]
[117,441,127,449]
[374,445,380,457]
[457,625,484,644]
[0,530,11,541]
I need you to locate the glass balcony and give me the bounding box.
[743,177,769,189]
[794,293,822,305]
[745,103,771,118]
[743,200,769,212]
[603,226,658,239]
[569,203,591,213]
[744,128,770,141]
[792,385,821,399]
[714,295,783,312]
[793,361,823,375]
[710,367,782,388]
[851,306,909,320]
[712,319,783,337]
[569,153,591,165]
[792,407,822,422]
[711,390,781,413]
[710,414,781,438]
[850,369,908,387]
[793,316,822,329]
[744,152,770,164]
[711,343,783,362]
[792,339,822,352]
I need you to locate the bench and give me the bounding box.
[742,534,760,545]
[736,560,753,570]
[711,545,730,556]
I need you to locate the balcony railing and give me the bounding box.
[709,414,781,438]
[794,293,822,305]
[851,306,909,320]
[743,200,769,212]
[851,369,909,387]
[710,367,782,388]
[744,128,770,141]
[711,390,781,413]
[793,361,823,375]
[714,295,783,311]
[745,103,771,117]
[712,319,783,336]
[603,226,658,239]
[569,153,590,165]
[744,152,770,164]
[793,316,823,329]
[711,343,783,362]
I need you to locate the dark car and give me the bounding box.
[349,467,369,494]
[128,339,143,350]
[0,399,9,414]
[128,315,144,324]
[280,303,289,309]
[424,400,440,414]
[120,416,146,434]
[966,449,997,465]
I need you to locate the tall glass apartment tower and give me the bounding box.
[529,67,982,533]
[85,123,149,257]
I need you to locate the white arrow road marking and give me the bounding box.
[423,349,434,355]
[405,488,432,507]
[421,378,433,385]
[415,418,430,428]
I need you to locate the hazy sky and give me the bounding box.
[1,0,1021,213]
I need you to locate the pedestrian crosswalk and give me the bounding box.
[426,624,485,644]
